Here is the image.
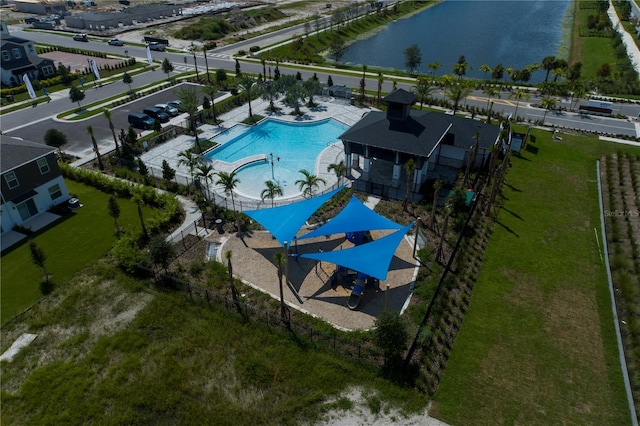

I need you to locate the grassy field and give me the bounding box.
[0,262,429,424]
[570,2,622,79]
[430,130,640,424]
[0,180,154,324]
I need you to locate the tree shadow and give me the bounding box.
[525,144,539,154]
[505,182,522,192]
[501,206,524,221]
[496,220,519,237]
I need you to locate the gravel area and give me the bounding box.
[217,228,419,331]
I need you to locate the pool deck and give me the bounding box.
[140,96,371,209]
[217,228,418,331]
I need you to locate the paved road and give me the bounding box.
[3,22,640,156]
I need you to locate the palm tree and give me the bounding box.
[103,109,120,156]
[483,86,500,123]
[86,125,103,170]
[326,160,346,186]
[377,72,384,104]
[295,169,326,198]
[403,158,416,211]
[509,88,530,121]
[177,150,203,190]
[541,96,557,124]
[176,86,201,151]
[132,188,148,240]
[444,79,472,115]
[303,77,322,107]
[202,82,218,123]
[429,179,442,230]
[216,171,240,227]
[436,203,451,263]
[273,251,289,324]
[359,64,367,102]
[237,74,257,118]
[479,63,492,80]
[259,79,281,112]
[412,77,433,110]
[261,180,283,208]
[427,60,442,77]
[542,55,557,82]
[464,132,480,185]
[196,163,215,209]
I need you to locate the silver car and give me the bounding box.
[155,103,179,117]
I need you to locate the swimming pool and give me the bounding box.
[205,118,349,199]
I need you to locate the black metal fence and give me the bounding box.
[147,270,383,365]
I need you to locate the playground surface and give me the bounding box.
[218,228,419,331]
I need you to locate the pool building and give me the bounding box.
[339,89,502,199]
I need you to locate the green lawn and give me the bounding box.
[431,130,639,424]
[1,180,154,324]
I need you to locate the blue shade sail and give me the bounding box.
[298,196,403,241]
[244,187,345,247]
[299,223,414,281]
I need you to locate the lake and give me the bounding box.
[342,0,572,83]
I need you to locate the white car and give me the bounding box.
[147,42,166,52]
[108,38,125,46]
[156,103,179,117]
[167,100,183,112]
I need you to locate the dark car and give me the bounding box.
[72,33,88,42]
[142,107,170,123]
[128,113,155,130]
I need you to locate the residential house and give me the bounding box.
[1,136,70,234]
[339,88,501,199]
[1,21,56,87]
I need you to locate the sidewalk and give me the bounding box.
[608,3,640,75]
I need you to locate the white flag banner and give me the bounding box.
[146,45,153,66]
[90,59,101,81]
[23,74,36,99]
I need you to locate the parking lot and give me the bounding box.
[7,83,211,158]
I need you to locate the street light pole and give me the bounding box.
[203,47,211,84]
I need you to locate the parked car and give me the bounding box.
[147,42,166,52]
[167,100,183,112]
[108,38,124,46]
[142,107,170,123]
[128,113,155,130]
[155,103,179,117]
[72,33,88,42]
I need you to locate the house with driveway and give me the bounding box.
[339,89,502,199]
[0,21,56,87]
[1,136,70,243]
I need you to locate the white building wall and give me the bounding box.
[1,175,69,233]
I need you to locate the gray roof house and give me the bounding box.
[339,88,501,199]
[1,21,56,87]
[1,136,70,249]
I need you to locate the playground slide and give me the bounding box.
[347,272,368,310]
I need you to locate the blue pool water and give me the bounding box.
[205,118,349,199]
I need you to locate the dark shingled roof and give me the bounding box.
[1,135,54,173]
[383,89,417,105]
[339,110,500,158]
